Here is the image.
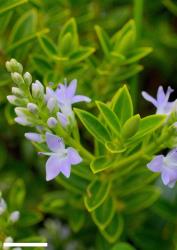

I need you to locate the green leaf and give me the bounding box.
[9,179,25,210]
[101,214,124,243]
[39,191,67,214]
[74,108,111,143]
[90,156,115,174]
[0,0,27,15]
[92,197,115,229]
[124,186,160,213]
[56,172,89,195]
[95,25,112,56]
[96,101,121,137]
[69,47,95,64]
[59,18,79,49]
[116,65,143,82]
[69,209,85,232]
[112,20,136,53]
[112,85,133,124]
[112,242,136,250]
[31,54,53,75]
[84,179,111,212]
[122,114,140,139]
[9,10,37,44]
[129,114,166,142]
[18,210,43,227]
[59,32,73,55]
[123,47,153,65]
[38,35,58,57]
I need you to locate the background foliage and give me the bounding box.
[0,0,177,249]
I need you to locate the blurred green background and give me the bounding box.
[0,0,177,249]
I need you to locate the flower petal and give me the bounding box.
[72,95,91,104]
[161,167,177,186]
[67,147,82,165]
[46,132,65,152]
[166,148,177,166]
[141,91,157,107]
[59,159,71,178]
[67,79,77,99]
[46,155,61,181]
[147,155,164,172]
[157,86,166,105]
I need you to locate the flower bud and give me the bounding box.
[6,59,23,73]
[27,103,38,113]
[15,117,32,126]
[47,117,57,128]
[32,81,44,99]
[3,236,13,250]
[7,95,19,105]
[122,114,140,139]
[0,198,7,215]
[11,72,24,87]
[25,132,43,142]
[23,72,32,86]
[12,87,24,97]
[9,210,20,223]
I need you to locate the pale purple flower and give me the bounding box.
[25,132,43,142]
[147,149,177,188]
[40,133,82,181]
[142,86,176,115]
[45,79,91,127]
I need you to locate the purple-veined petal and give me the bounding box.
[72,95,91,104]
[161,167,177,186]
[46,155,71,180]
[67,79,77,99]
[67,147,82,165]
[46,155,61,181]
[141,91,157,107]
[25,132,43,142]
[57,112,68,127]
[47,97,58,112]
[56,84,67,104]
[147,155,164,172]
[59,158,71,178]
[46,132,65,152]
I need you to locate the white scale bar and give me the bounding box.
[3,243,48,247]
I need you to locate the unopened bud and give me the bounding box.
[122,114,140,139]
[27,103,38,113]
[7,95,19,105]
[11,72,24,86]
[12,87,24,97]
[15,117,32,126]
[6,58,23,73]
[9,211,20,223]
[23,72,32,86]
[25,132,43,143]
[32,80,44,99]
[47,117,57,128]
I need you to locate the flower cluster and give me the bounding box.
[6,59,91,181]
[142,86,177,187]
